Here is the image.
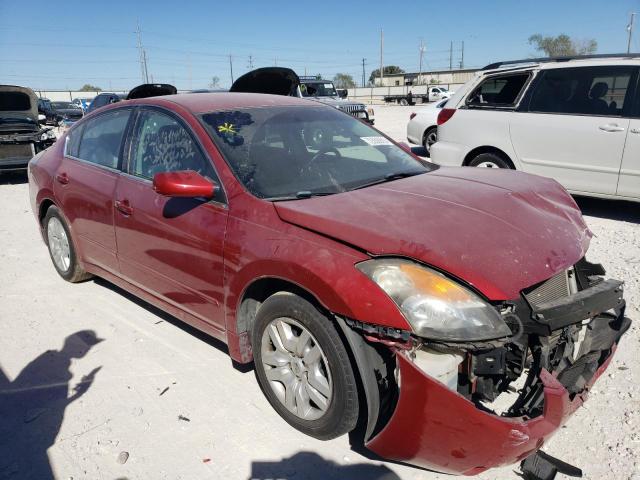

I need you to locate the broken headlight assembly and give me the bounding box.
[40,129,56,141]
[357,258,512,341]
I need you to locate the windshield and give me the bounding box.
[52,102,79,109]
[0,92,32,111]
[300,82,337,97]
[201,106,432,200]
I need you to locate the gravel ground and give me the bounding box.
[0,106,638,480]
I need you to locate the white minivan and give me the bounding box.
[430,55,640,202]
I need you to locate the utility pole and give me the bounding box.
[418,39,425,85]
[229,54,234,84]
[248,55,254,69]
[460,40,465,69]
[380,29,384,87]
[135,20,149,83]
[362,58,366,87]
[449,40,453,70]
[627,12,636,54]
[187,54,192,90]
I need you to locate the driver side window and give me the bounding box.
[129,109,215,180]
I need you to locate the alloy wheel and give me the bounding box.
[260,317,333,421]
[47,216,71,272]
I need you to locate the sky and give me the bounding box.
[1,0,639,91]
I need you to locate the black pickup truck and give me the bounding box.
[1,86,56,172]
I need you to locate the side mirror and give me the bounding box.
[153,170,217,198]
[38,114,46,123]
[338,89,348,99]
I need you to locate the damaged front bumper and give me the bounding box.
[357,266,631,475]
[0,130,55,171]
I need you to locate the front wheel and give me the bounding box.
[468,152,513,169]
[252,292,359,440]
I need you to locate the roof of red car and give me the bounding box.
[139,92,312,114]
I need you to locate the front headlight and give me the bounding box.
[357,258,512,341]
[40,129,56,141]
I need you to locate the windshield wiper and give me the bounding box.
[294,191,337,199]
[351,170,425,191]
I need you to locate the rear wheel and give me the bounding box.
[422,126,438,156]
[399,98,408,106]
[468,152,513,169]
[44,206,92,282]
[252,292,359,440]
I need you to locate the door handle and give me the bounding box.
[114,200,133,216]
[599,124,625,132]
[55,173,69,185]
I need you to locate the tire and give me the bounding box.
[422,126,438,156]
[43,206,92,283]
[252,292,359,440]
[468,152,513,169]
[399,98,408,106]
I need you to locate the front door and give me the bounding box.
[53,108,132,274]
[509,65,637,195]
[114,107,228,331]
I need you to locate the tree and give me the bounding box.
[333,73,356,89]
[369,66,405,85]
[79,84,102,92]
[528,34,597,57]
[209,76,220,89]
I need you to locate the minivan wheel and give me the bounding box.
[468,152,513,169]
[252,292,359,440]
[423,126,438,156]
[44,206,92,283]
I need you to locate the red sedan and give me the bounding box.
[28,91,630,475]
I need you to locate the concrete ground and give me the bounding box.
[0,106,638,480]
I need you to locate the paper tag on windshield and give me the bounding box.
[361,136,393,146]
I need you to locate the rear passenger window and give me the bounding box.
[78,109,131,168]
[528,66,635,116]
[65,125,83,158]
[466,73,530,108]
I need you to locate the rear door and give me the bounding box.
[114,107,228,331]
[509,65,637,195]
[617,79,640,199]
[54,108,132,274]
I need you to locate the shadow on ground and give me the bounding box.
[0,171,28,185]
[0,330,103,480]
[250,451,401,480]
[574,196,639,224]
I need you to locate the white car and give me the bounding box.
[429,87,453,101]
[406,99,448,155]
[430,55,640,202]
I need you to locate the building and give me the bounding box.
[377,68,479,87]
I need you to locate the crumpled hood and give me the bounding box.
[274,167,591,300]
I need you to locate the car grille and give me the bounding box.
[524,270,571,308]
[0,143,34,161]
[340,104,365,114]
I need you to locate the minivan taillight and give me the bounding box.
[437,108,456,125]
[409,112,417,120]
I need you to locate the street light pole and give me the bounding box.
[627,12,636,54]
